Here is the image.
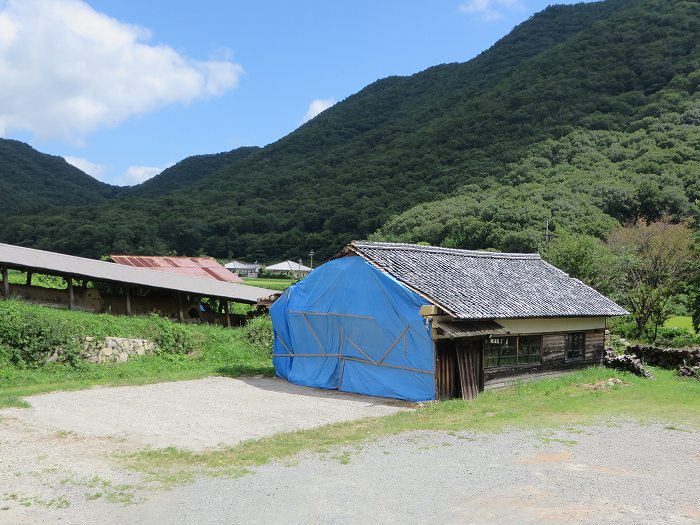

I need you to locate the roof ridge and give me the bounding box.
[351,240,541,260]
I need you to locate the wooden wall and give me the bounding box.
[483,329,606,389]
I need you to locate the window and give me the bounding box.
[485,336,517,368]
[565,332,585,360]
[519,335,542,364]
[485,335,542,368]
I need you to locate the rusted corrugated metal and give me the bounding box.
[110,255,243,283]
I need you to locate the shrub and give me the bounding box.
[655,326,700,348]
[0,300,81,368]
[242,315,273,353]
[147,314,198,355]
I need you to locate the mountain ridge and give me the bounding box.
[1,0,698,262]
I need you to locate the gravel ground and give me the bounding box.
[1,376,408,450]
[3,422,698,525]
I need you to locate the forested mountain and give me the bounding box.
[1,0,698,262]
[0,139,120,214]
[123,146,260,199]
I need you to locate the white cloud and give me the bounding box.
[115,164,172,186]
[63,155,107,180]
[301,98,336,124]
[459,0,524,21]
[0,0,243,142]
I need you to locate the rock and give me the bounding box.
[677,365,700,380]
[118,352,129,363]
[625,345,700,369]
[604,349,655,379]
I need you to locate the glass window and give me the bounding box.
[519,335,542,364]
[565,332,585,360]
[485,335,542,368]
[485,336,517,368]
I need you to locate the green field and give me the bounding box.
[243,277,296,292]
[664,316,696,333]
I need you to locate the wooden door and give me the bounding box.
[455,340,483,400]
[436,339,484,400]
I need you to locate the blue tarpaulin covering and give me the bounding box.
[270,256,435,401]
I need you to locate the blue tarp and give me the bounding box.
[270,256,435,401]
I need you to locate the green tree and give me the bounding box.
[541,232,621,295]
[607,221,694,339]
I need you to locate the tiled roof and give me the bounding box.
[343,241,628,320]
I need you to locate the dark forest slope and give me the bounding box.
[123,146,260,199]
[2,0,698,261]
[0,139,119,214]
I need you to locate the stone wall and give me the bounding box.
[81,336,156,364]
[624,345,700,369]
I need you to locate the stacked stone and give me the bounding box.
[603,349,655,379]
[677,365,700,381]
[625,345,700,369]
[81,337,156,364]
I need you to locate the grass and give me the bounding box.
[0,302,274,409]
[242,277,296,291]
[664,316,696,333]
[123,367,700,482]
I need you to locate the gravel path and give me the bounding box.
[4,422,698,524]
[2,376,408,450]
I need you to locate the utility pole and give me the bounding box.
[308,249,315,270]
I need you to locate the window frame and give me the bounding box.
[564,332,586,361]
[484,334,543,369]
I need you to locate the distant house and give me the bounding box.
[271,241,628,402]
[110,255,243,283]
[225,260,260,279]
[265,260,312,277]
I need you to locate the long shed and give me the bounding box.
[270,241,628,402]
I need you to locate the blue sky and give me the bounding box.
[0,0,594,185]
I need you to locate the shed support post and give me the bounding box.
[125,287,131,315]
[224,299,231,328]
[177,293,184,322]
[67,277,74,310]
[26,272,32,286]
[1,266,8,299]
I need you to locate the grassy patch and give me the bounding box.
[0,302,274,409]
[664,316,696,333]
[242,277,296,292]
[123,367,700,483]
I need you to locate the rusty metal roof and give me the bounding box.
[0,243,273,303]
[110,255,243,283]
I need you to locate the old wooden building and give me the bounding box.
[271,241,628,401]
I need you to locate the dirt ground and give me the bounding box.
[1,376,407,450]
[1,378,698,524]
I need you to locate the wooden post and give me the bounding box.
[67,277,74,310]
[1,266,8,299]
[224,299,231,328]
[177,293,184,322]
[125,287,132,315]
[26,272,32,286]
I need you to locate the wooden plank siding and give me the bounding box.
[483,329,606,389]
